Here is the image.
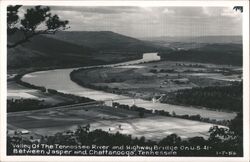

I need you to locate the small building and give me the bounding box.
[20,130,30,134]
[15,129,30,135]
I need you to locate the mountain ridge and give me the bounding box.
[8,31,165,69]
[45,31,165,52]
[141,35,242,44]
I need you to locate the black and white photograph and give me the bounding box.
[1,0,249,161]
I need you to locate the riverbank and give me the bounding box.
[69,60,240,117]
[21,68,237,121]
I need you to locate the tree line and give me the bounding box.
[112,102,230,126]
[162,82,242,112]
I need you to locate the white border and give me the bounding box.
[0,1,249,162]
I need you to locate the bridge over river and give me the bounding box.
[21,53,236,121]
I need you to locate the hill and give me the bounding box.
[8,34,96,69]
[142,35,242,44]
[8,31,166,70]
[7,31,242,70]
[46,31,164,52]
[160,43,242,66]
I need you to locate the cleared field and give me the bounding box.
[7,81,76,106]
[8,81,38,99]
[73,61,242,96]
[7,105,221,141]
[70,60,241,118]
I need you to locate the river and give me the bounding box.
[21,53,237,121]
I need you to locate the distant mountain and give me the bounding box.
[8,31,167,69]
[141,35,242,44]
[45,31,166,52]
[160,43,242,66]
[7,31,242,70]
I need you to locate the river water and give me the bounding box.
[22,53,236,121]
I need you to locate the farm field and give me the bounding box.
[7,81,76,106]
[8,81,39,100]
[7,105,221,141]
[72,61,242,102]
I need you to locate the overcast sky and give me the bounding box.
[23,6,243,38]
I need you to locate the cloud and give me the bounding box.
[172,7,206,17]
[50,6,141,14]
[19,6,242,37]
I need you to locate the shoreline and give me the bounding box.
[20,63,237,121]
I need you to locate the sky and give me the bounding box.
[21,6,242,38]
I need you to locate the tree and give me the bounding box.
[159,134,181,145]
[208,125,243,156]
[233,6,243,13]
[229,111,243,136]
[7,5,69,48]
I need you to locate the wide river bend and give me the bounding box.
[22,55,237,121]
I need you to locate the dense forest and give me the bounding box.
[162,82,242,112]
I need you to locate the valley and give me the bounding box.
[7,33,242,143]
[5,4,245,157]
